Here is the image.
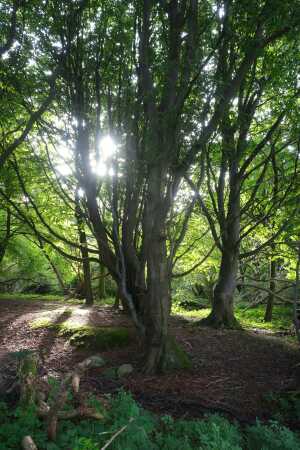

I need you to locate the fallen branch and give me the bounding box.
[101,417,134,450]
[38,400,104,420]
[46,356,105,440]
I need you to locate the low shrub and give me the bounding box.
[0,391,299,449]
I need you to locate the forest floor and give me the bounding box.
[0,297,299,428]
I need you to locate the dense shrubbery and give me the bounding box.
[0,390,299,450]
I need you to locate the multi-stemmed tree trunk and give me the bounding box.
[54,0,300,369]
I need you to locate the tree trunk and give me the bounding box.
[0,243,6,265]
[203,162,241,329]
[142,232,170,373]
[41,249,66,293]
[141,168,188,373]
[203,248,240,328]
[82,246,93,306]
[98,263,106,299]
[264,249,276,322]
[0,208,10,265]
[75,197,94,306]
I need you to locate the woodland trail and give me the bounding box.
[0,298,299,427]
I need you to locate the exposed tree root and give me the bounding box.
[200,312,242,330]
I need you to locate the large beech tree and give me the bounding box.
[188,35,300,327]
[44,0,299,371]
[1,0,300,372]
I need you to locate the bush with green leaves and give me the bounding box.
[0,391,299,449]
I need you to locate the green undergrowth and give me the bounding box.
[0,390,299,450]
[263,390,300,425]
[173,303,294,334]
[0,293,66,302]
[0,293,116,305]
[31,319,132,350]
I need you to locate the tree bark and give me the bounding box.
[143,230,170,373]
[75,196,94,306]
[0,207,11,265]
[204,247,240,328]
[40,246,67,293]
[203,156,241,329]
[98,263,106,299]
[141,168,174,373]
[264,248,276,322]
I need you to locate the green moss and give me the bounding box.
[164,336,192,371]
[30,318,132,350]
[66,326,132,350]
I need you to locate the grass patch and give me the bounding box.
[0,293,117,306]
[172,304,211,321]
[0,293,65,302]
[95,296,116,306]
[236,304,293,332]
[30,318,53,329]
[172,303,294,334]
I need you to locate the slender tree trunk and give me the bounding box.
[98,263,106,299]
[75,197,94,306]
[0,208,11,265]
[42,250,66,293]
[80,232,94,306]
[264,247,276,322]
[0,243,6,265]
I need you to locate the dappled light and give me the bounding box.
[0,0,300,447]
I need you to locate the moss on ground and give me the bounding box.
[65,326,132,349]
[30,318,132,350]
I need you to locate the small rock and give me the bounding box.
[89,355,105,367]
[117,364,134,378]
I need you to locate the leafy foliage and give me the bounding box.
[0,391,299,449]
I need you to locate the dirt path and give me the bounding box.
[0,298,299,425]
